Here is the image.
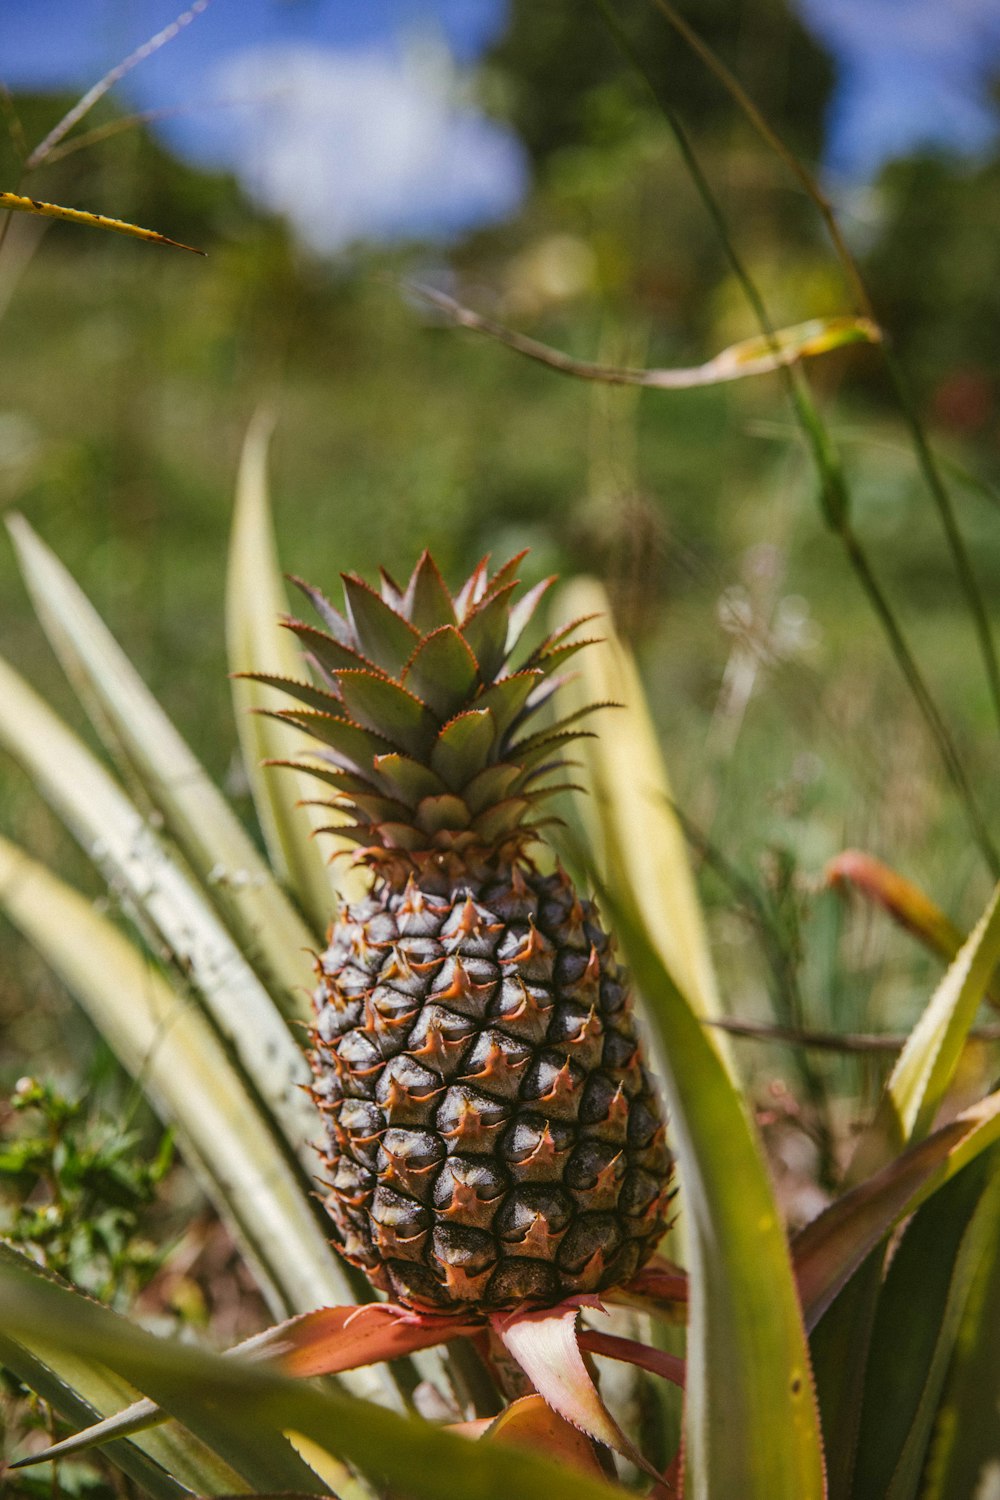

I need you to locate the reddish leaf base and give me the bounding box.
[250,1265,689,1488]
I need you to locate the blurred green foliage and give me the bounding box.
[0,1076,172,1304]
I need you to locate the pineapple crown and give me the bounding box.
[253,551,602,888]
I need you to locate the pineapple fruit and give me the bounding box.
[266,552,673,1312]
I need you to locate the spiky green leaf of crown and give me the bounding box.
[251,552,603,889]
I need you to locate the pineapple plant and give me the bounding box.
[260,551,674,1312]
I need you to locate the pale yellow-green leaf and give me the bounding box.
[553,578,721,1024]
[0,189,203,253]
[853,882,1000,1178]
[6,511,316,1022]
[227,412,367,923]
[888,883,1000,1142]
[0,838,365,1327]
[0,652,317,1162]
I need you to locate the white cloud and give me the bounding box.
[208,42,527,252]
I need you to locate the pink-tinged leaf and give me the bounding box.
[826,849,966,968]
[482,1393,606,1478]
[794,1088,1000,1330]
[577,1330,686,1389]
[491,1300,655,1478]
[244,1302,480,1377]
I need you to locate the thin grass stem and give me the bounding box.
[646,0,1000,736]
[593,0,1000,875]
[706,1016,1000,1054]
[25,0,212,171]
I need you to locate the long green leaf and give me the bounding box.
[227,412,365,924]
[598,885,825,1499]
[0,1249,246,1499]
[851,1149,1000,1500]
[7,511,317,1024]
[553,580,721,1024]
[921,1163,1000,1498]
[0,834,387,1406]
[0,1266,623,1500]
[810,881,1000,1490]
[0,653,317,1167]
[870,883,1000,1161]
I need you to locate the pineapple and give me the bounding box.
[265,551,673,1312]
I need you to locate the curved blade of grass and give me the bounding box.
[553,579,721,1026]
[6,511,317,1024]
[227,411,366,923]
[0,1266,624,1500]
[0,835,379,1360]
[0,652,317,1166]
[25,0,209,170]
[0,189,203,253]
[411,283,879,387]
[0,1249,246,1497]
[596,883,825,1499]
[850,1147,1000,1500]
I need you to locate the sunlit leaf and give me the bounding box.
[227,411,366,924]
[248,1302,479,1378]
[871,882,1000,1152]
[809,881,1000,1491]
[553,579,722,1025]
[0,654,318,1166]
[6,511,317,1024]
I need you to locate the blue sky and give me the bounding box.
[2,0,999,250]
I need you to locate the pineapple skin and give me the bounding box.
[262,550,675,1313]
[312,865,672,1312]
